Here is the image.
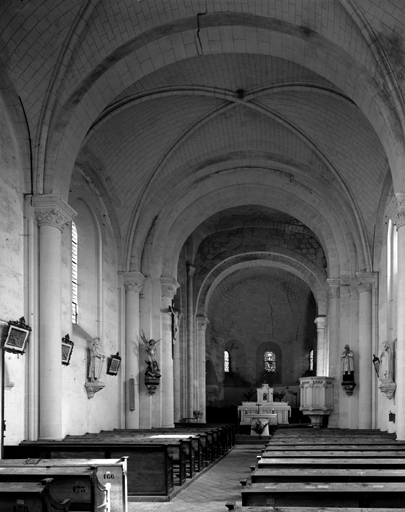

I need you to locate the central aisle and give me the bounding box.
[129,445,259,512]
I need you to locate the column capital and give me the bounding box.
[197,316,209,331]
[33,195,76,231]
[121,271,145,293]
[187,265,196,278]
[356,272,378,293]
[161,277,180,299]
[388,194,405,229]
[315,316,327,329]
[327,278,340,299]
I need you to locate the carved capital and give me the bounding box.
[121,271,145,293]
[197,316,208,332]
[187,265,196,278]
[33,195,76,231]
[393,193,405,229]
[327,279,340,299]
[315,316,327,329]
[356,272,378,294]
[161,277,180,299]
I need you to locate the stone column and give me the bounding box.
[196,316,208,421]
[315,316,327,376]
[187,265,196,418]
[33,195,76,439]
[326,279,340,427]
[161,277,179,428]
[356,272,377,429]
[395,196,405,439]
[122,272,145,428]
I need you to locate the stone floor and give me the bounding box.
[128,445,260,512]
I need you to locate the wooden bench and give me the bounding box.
[241,481,405,508]
[240,507,405,512]
[260,449,405,458]
[16,441,174,497]
[257,457,405,469]
[251,467,405,483]
[0,466,109,511]
[0,458,126,512]
[0,478,71,512]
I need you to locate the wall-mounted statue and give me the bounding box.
[85,337,106,398]
[141,331,161,394]
[379,340,394,384]
[378,339,396,400]
[169,305,182,342]
[341,344,356,395]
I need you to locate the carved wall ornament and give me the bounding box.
[161,277,180,299]
[327,279,340,299]
[33,195,76,231]
[122,271,145,294]
[355,272,378,294]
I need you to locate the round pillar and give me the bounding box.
[187,265,196,418]
[33,195,76,440]
[356,272,377,429]
[122,272,145,428]
[326,279,340,428]
[196,316,208,422]
[395,196,405,439]
[161,277,179,428]
[315,316,327,376]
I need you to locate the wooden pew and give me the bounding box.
[0,466,109,511]
[241,481,405,508]
[0,458,126,512]
[61,434,188,486]
[260,449,405,458]
[0,478,71,512]
[257,457,405,469]
[16,441,174,497]
[251,467,405,483]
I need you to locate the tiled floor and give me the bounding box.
[128,445,260,512]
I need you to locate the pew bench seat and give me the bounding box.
[241,481,405,508]
[0,478,71,512]
[251,467,405,483]
[257,457,405,469]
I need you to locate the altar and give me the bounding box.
[238,384,291,433]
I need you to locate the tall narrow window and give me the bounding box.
[224,350,230,373]
[309,349,314,371]
[264,351,276,372]
[71,221,78,324]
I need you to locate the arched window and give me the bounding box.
[309,349,314,371]
[224,350,230,373]
[264,351,276,372]
[71,221,78,324]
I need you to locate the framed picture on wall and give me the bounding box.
[61,334,74,366]
[2,317,31,355]
[107,352,121,376]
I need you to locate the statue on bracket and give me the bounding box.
[169,304,182,343]
[85,337,106,399]
[378,339,396,400]
[141,330,161,394]
[341,344,356,395]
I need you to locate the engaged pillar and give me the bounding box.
[33,195,76,440]
[395,196,405,439]
[122,271,145,428]
[196,316,208,422]
[187,265,196,418]
[161,277,179,428]
[326,278,340,427]
[356,272,377,429]
[315,316,327,376]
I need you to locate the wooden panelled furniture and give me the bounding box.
[5,423,235,501]
[241,427,405,510]
[0,478,71,512]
